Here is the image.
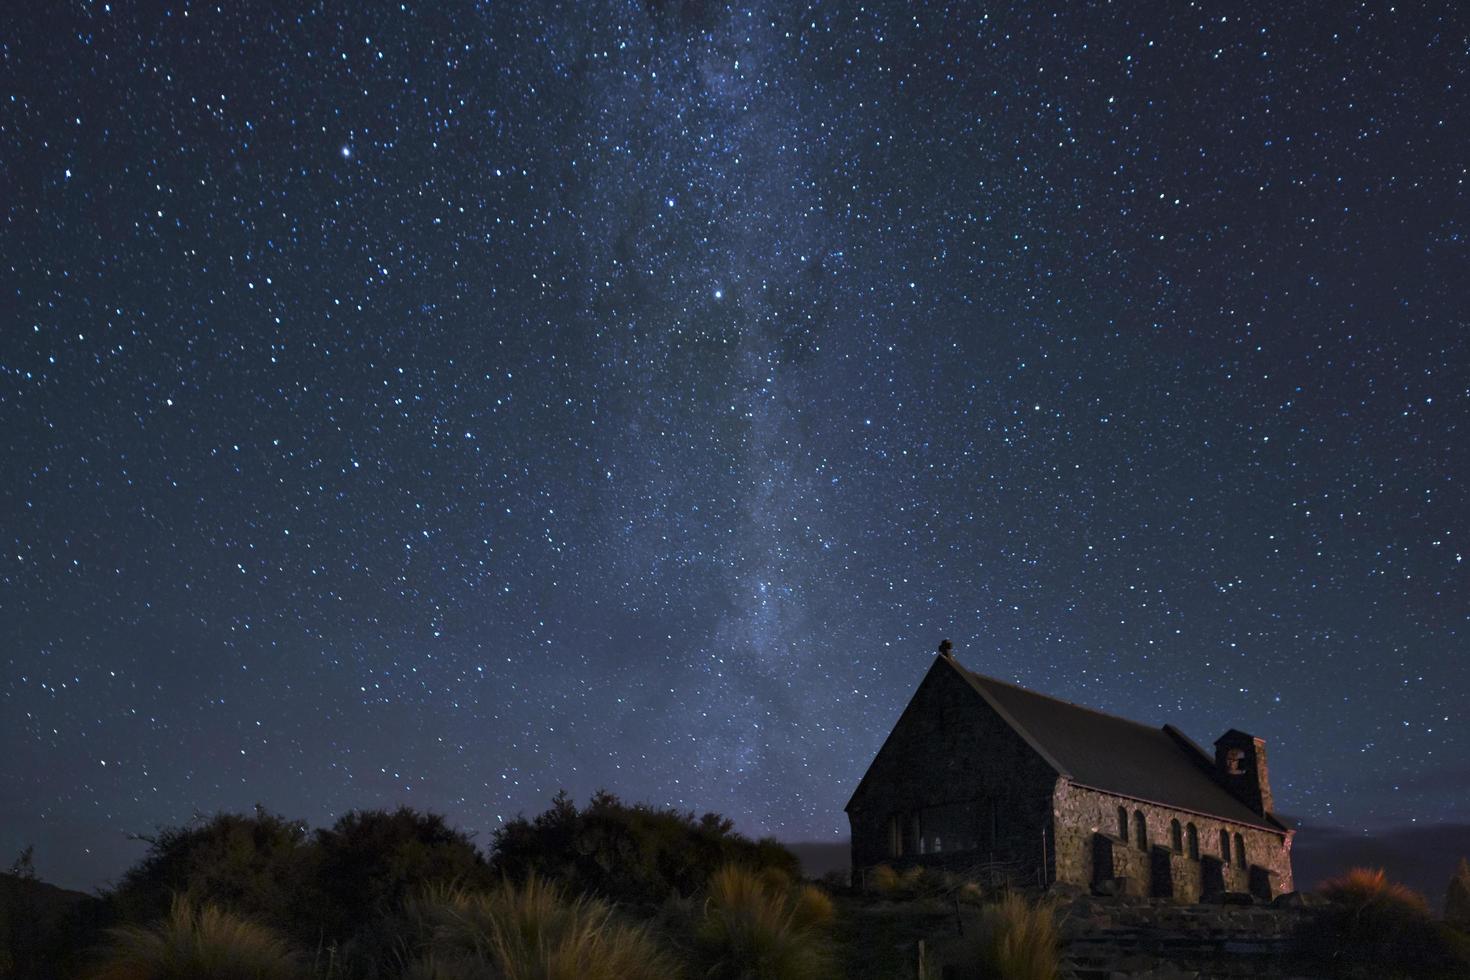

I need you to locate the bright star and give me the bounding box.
[341,145,352,159]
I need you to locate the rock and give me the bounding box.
[1269,891,1305,908]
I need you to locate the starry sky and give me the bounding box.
[3,2,1467,891]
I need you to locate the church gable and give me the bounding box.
[846,655,1058,869]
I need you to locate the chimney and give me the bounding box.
[1213,729,1274,817]
[937,638,954,659]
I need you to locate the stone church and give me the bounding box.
[846,644,1295,901]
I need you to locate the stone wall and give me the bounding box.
[1051,780,1294,902]
[847,657,1057,879]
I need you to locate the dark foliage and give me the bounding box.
[104,804,490,962]
[489,789,800,905]
[108,806,316,935]
[311,805,493,950]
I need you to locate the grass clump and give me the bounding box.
[1297,867,1469,978]
[947,892,1060,980]
[868,863,931,899]
[87,895,304,980]
[407,875,677,980]
[694,863,836,980]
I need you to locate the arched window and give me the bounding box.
[1133,811,1147,851]
[1220,829,1231,860]
[1186,823,1199,860]
[1170,819,1183,852]
[1234,833,1247,868]
[1117,806,1129,840]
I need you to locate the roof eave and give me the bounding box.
[1062,777,1287,835]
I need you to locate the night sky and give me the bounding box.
[3,2,1467,892]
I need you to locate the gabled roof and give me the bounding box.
[945,658,1284,832]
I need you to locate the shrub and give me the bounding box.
[870,864,901,895]
[312,807,493,970]
[1446,858,1470,933]
[1297,867,1464,978]
[107,808,315,938]
[693,864,834,980]
[405,876,678,980]
[490,790,799,905]
[947,892,1060,980]
[87,896,303,980]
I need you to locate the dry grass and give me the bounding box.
[695,864,836,980]
[948,892,1060,980]
[406,876,677,980]
[1318,867,1429,917]
[791,884,836,930]
[86,895,304,980]
[870,864,902,895]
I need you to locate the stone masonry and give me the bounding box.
[847,650,1296,902]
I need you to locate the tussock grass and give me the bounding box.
[1298,867,1468,978]
[791,884,835,930]
[870,864,901,895]
[87,895,304,980]
[406,875,677,980]
[695,864,836,980]
[1319,867,1429,917]
[947,892,1060,980]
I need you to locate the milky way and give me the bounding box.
[3,2,1466,889]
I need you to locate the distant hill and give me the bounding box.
[1,871,108,978]
[787,840,849,878]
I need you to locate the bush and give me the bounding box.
[313,808,492,944]
[490,790,799,905]
[1297,867,1466,978]
[87,896,304,980]
[693,864,835,980]
[405,876,678,980]
[106,804,491,969]
[107,808,315,938]
[946,891,1060,980]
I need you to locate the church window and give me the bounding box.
[1170,819,1183,852]
[1220,829,1231,860]
[1234,833,1247,868]
[1133,811,1147,851]
[1117,806,1128,840]
[1186,823,1199,860]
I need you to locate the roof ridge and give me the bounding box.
[956,662,1176,737]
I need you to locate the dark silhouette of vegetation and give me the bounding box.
[312,806,493,969]
[489,789,799,905]
[109,806,317,939]
[6,845,36,881]
[104,804,489,967]
[1294,867,1470,978]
